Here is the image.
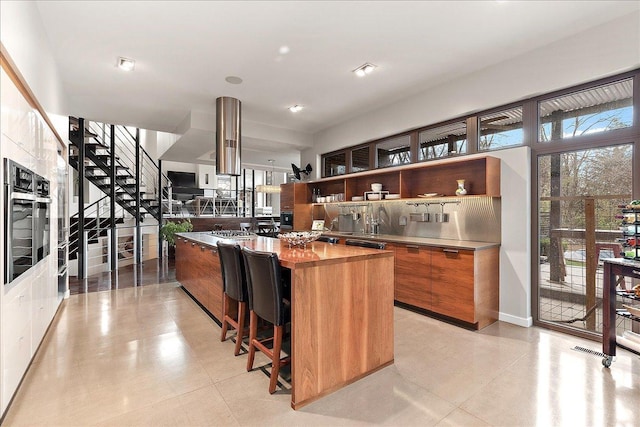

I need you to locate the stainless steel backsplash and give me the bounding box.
[318,196,501,243]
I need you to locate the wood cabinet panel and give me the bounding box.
[392,242,499,329]
[280,183,312,231]
[430,248,475,323]
[280,185,294,211]
[174,236,227,323]
[312,155,500,201]
[392,243,433,310]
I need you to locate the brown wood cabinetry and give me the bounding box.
[280,183,312,230]
[175,236,225,322]
[392,242,499,329]
[310,155,500,202]
[391,243,433,309]
[430,248,476,324]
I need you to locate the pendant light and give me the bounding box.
[256,159,281,193]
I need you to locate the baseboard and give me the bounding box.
[499,312,533,327]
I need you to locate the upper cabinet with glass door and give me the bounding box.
[376,134,411,168]
[323,151,347,177]
[538,78,633,143]
[351,145,370,173]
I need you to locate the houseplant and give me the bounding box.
[160,219,193,257]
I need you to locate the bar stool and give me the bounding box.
[217,241,249,356]
[317,236,339,244]
[345,239,386,250]
[241,247,291,394]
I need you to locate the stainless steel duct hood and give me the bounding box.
[215,97,241,176]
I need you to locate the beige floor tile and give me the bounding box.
[435,408,491,426]
[460,340,640,426]
[4,280,640,427]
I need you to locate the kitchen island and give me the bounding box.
[174,232,395,409]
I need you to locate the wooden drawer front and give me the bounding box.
[430,248,475,323]
[280,185,294,210]
[175,238,190,282]
[394,244,432,310]
[181,240,208,304]
[199,244,223,321]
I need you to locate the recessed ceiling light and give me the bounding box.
[225,76,243,84]
[117,57,135,71]
[279,46,290,55]
[353,62,376,77]
[288,104,303,113]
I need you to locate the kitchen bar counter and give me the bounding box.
[175,232,395,409]
[321,231,500,250]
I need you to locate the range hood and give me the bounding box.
[215,96,241,176]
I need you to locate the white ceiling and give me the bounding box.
[35,1,640,168]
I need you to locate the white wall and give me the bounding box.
[301,11,640,327]
[0,1,66,116]
[1,1,69,416]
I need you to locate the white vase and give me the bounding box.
[455,179,467,196]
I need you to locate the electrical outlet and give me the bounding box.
[399,216,407,226]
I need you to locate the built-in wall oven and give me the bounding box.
[4,159,50,285]
[280,211,294,230]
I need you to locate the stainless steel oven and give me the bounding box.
[280,211,293,230]
[4,159,35,284]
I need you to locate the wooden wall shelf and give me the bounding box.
[306,155,500,203]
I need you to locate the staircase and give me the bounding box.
[69,215,124,260]
[68,118,163,221]
[68,117,172,277]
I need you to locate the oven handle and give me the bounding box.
[10,192,36,202]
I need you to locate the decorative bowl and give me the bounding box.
[371,183,383,192]
[277,231,322,247]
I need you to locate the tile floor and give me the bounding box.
[3,281,640,426]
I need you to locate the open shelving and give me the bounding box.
[307,155,500,204]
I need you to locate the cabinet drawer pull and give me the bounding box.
[191,242,196,247]
[406,245,420,249]
[443,249,459,254]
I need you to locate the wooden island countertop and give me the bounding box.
[175,232,395,409]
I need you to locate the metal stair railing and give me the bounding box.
[69,196,111,271]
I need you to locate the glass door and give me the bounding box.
[536,144,633,334]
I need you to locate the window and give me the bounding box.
[419,121,466,161]
[324,151,346,177]
[351,146,370,172]
[479,106,523,151]
[376,135,411,168]
[538,78,633,142]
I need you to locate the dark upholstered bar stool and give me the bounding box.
[241,247,291,394]
[217,241,249,356]
[317,236,339,244]
[345,239,386,250]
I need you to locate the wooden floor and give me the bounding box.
[69,258,176,295]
